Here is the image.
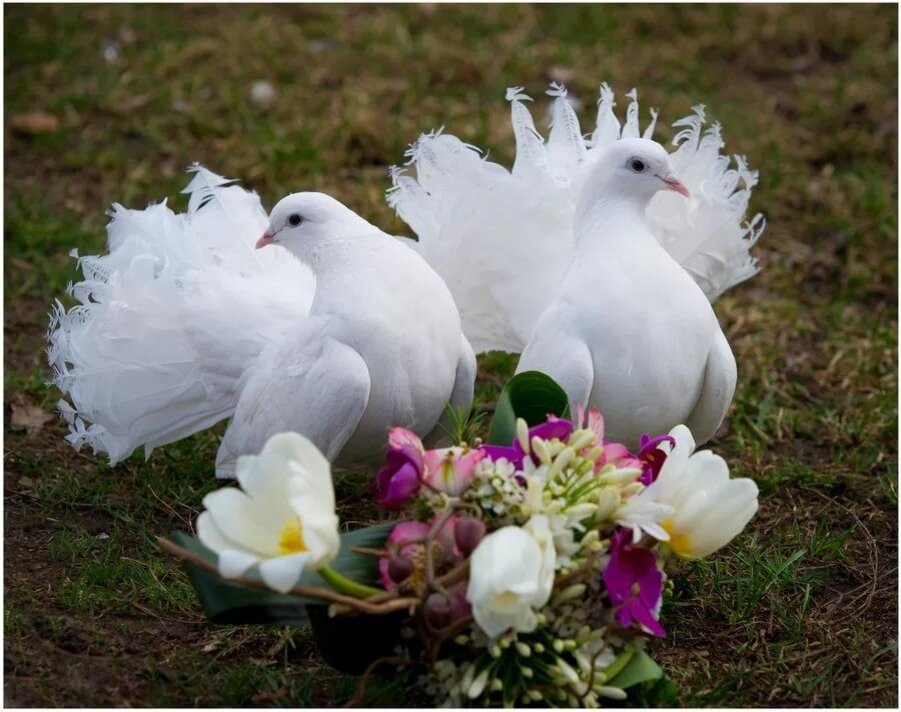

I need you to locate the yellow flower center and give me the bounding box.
[660,518,692,557]
[278,517,308,555]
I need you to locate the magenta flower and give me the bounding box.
[422,446,485,496]
[635,433,676,485]
[603,529,666,637]
[479,416,573,468]
[373,428,425,510]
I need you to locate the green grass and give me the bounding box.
[4,3,897,707]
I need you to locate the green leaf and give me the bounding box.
[171,520,395,626]
[626,675,680,707]
[606,649,664,690]
[601,649,634,681]
[487,370,571,445]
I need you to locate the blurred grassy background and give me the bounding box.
[4,3,897,707]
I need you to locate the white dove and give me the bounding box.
[47,167,475,477]
[388,83,765,447]
[516,138,736,445]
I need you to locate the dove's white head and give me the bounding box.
[256,192,374,260]
[574,137,689,238]
[587,137,689,202]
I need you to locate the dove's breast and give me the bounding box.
[314,237,464,463]
[525,231,720,448]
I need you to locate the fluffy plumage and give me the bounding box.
[48,166,475,476]
[388,83,765,354]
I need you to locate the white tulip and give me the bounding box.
[196,432,340,593]
[466,517,557,638]
[632,424,759,559]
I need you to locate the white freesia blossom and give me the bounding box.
[614,497,674,543]
[629,424,759,558]
[466,516,557,637]
[196,432,340,593]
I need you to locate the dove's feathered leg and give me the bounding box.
[423,335,477,447]
[215,324,370,478]
[684,329,737,445]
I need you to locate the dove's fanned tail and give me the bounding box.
[388,84,765,353]
[46,166,315,464]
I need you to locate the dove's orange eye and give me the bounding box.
[287,214,303,227]
[629,158,646,173]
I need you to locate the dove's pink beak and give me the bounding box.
[256,231,276,250]
[661,175,690,198]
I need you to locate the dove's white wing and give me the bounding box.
[46,166,316,464]
[215,327,370,478]
[388,83,764,353]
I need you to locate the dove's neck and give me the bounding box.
[572,189,656,259]
[289,230,374,274]
[284,227,398,314]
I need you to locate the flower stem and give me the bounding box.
[317,566,382,598]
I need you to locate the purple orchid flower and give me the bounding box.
[635,433,676,485]
[373,428,425,510]
[603,529,666,637]
[479,416,574,469]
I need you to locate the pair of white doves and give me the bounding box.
[47,84,764,476]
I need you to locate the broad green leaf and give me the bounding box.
[606,648,664,689]
[170,521,395,626]
[487,370,571,445]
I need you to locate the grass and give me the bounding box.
[4,3,897,707]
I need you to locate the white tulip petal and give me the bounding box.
[218,549,260,579]
[196,511,241,553]
[258,553,311,594]
[292,511,341,568]
[203,487,279,555]
[687,451,731,487]
[467,523,554,638]
[235,452,263,496]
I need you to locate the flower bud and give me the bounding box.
[531,437,552,464]
[548,447,575,478]
[556,658,581,685]
[424,592,452,629]
[387,553,414,584]
[568,429,596,451]
[516,418,531,454]
[467,668,490,699]
[454,516,487,555]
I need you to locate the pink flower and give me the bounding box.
[423,447,485,496]
[378,520,429,590]
[373,428,426,510]
[378,515,461,591]
[575,404,641,471]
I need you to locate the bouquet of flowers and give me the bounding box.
[161,373,758,707]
